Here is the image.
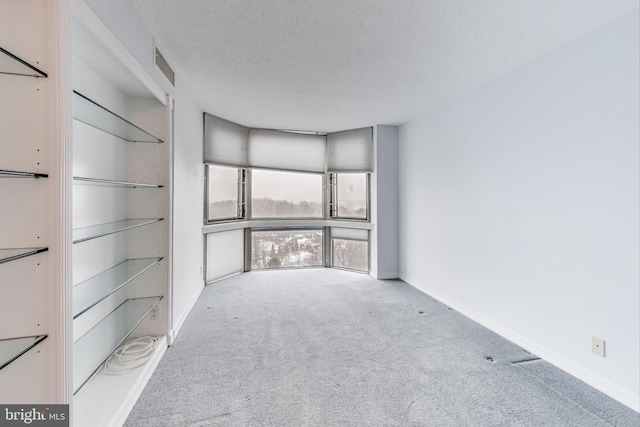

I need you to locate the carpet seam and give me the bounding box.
[513,363,616,427]
[510,357,542,365]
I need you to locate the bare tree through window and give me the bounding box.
[332,238,368,272]
[252,230,323,269]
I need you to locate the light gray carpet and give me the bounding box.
[125,269,639,426]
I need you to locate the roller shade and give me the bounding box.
[327,127,373,172]
[331,227,369,241]
[204,113,249,167]
[206,229,244,282]
[248,129,326,173]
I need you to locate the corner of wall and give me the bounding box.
[371,125,400,280]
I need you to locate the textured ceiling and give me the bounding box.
[133,0,638,132]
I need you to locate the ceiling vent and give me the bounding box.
[155,47,175,86]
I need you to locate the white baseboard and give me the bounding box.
[399,274,640,413]
[171,281,205,342]
[376,272,400,280]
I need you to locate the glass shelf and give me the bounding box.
[72,218,163,244]
[74,177,162,188]
[73,91,163,143]
[0,335,47,370]
[0,170,48,178]
[73,296,162,393]
[73,258,162,318]
[0,47,47,78]
[0,247,48,265]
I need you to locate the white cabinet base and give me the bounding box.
[73,335,167,427]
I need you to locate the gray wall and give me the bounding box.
[398,11,639,409]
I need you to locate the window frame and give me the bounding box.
[205,168,371,273]
[328,172,370,222]
[204,164,247,224]
[331,237,370,273]
[328,227,370,274]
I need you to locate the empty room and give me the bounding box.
[0,0,638,426]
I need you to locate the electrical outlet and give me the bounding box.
[591,336,605,357]
[149,306,159,321]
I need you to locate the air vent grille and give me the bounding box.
[155,47,175,86]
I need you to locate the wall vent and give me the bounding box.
[155,47,175,86]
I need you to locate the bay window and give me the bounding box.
[203,113,373,274]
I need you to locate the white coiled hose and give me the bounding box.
[104,336,159,374]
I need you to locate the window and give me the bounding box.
[251,169,323,218]
[332,239,368,272]
[206,165,245,222]
[331,228,369,273]
[329,173,368,220]
[204,116,374,273]
[251,229,323,269]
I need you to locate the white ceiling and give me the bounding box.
[133,0,638,132]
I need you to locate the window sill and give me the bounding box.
[202,219,373,234]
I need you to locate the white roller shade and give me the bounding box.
[204,113,249,167]
[206,229,245,282]
[327,127,373,172]
[331,227,369,241]
[248,129,326,173]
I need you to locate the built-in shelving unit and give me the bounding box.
[72,218,163,244]
[71,82,168,401]
[71,85,167,393]
[0,247,48,265]
[73,296,162,393]
[73,258,162,318]
[69,2,171,421]
[0,170,48,178]
[0,46,47,78]
[1,0,172,420]
[0,335,47,370]
[73,91,163,143]
[0,0,57,405]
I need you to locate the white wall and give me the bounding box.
[399,11,639,410]
[84,0,205,339]
[371,125,400,279]
[170,82,205,337]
